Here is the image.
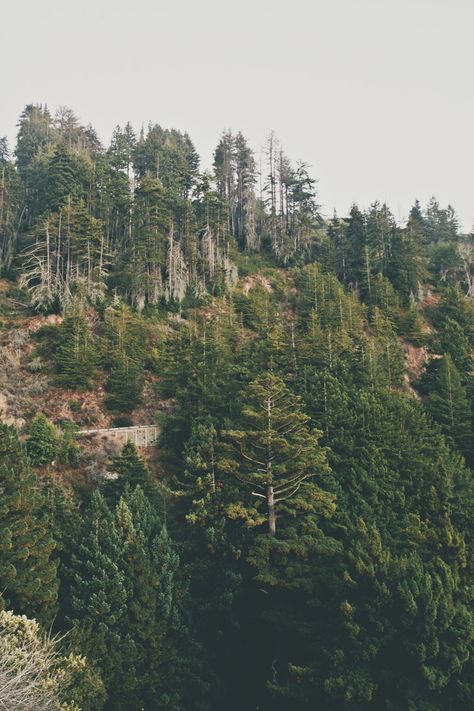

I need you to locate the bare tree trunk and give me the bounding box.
[268,484,276,536]
[463,264,474,298]
[291,322,298,375]
[56,211,62,282]
[0,166,4,226]
[210,442,216,494]
[45,222,51,293]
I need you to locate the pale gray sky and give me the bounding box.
[3,0,474,229]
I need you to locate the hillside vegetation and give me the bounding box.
[0,105,474,710]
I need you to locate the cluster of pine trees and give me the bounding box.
[1,104,474,710]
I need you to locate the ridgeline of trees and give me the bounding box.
[0,104,474,710]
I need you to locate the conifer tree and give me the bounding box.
[26,413,57,466]
[425,196,459,243]
[345,203,367,289]
[45,144,79,211]
[104,359,144,412]
[0,423,58,623]
[0,150,23,274]
[102,442,154,505]
[426,354,472,460]
[437,284,474,344]
[68,487,200,710]
[326,212,347,281]
[55,311,99,389]
[401,300,426,345]
[437,317,473,375]
[234,131,257,250]
[67,491,129,705]
[269,389,474,710]
[117,488,200,710]
[388,201,428,301]
[46,481,81,630]
[102,304,146,412]
[224,373,333,536]
[15,104,55,179]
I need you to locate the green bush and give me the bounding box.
[112,415,133,428]
[57,421,81,467]
[26,414,57,467]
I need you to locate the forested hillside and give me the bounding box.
[1,104,474,710]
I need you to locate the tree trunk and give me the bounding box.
[268,484,276,536]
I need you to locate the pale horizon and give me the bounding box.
[3,0,474,230]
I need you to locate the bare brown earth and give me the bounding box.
[403,342,430,381]
[242,274,273,295]
[0,279,447,488]
[0,303,165,429]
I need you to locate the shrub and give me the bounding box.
[112,415,133,428]
[26,414,57,467]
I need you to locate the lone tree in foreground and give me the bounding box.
[224,373,332,536]
[0,609,105,711]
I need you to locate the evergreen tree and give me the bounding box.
[117,488,202,710]
[388,201,428,301]
[55,310,99,389]
[0,423,58,623]
[0,150,23,274]
[46,481,81,630]
[268,389,474,710]
[102,442,154,505]
[426,354,472,460]
[21,198,106,311]
[224,373,333,536]
[326,212,348,282]
[26,413,57,466]
[345,203,367,290]
[436,284,474,344]
[234,131,257,250]
[45,143,79,211]
[104,360,144,412]
[14,104,55,179]
[437,317,473,375]
[102,303,146,412]
[425,196,459,243]
[401,300,426,345]
[66,491,130,707]
[68,488,201,710]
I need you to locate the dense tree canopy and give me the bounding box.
[0,104,473,710]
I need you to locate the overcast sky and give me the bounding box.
[3,0,473,229]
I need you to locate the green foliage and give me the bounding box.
[425,355,472,461]
[268,388,474,710]
[5,104,474,710]
[26,413,58,466]
[437,317,474,374]
[400,300,427,345]
[55,312,99,389]
[112,414,133,428]
[57,421,81,467]
[0,609,106,711]
[103,304,146,412]
[101,442,154,505]
[66,491,130,704]
[223,372,334,536]
[0,423,58,623]
[436,284,474,344]
[65,488,201,710]
[104,362,144,412]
